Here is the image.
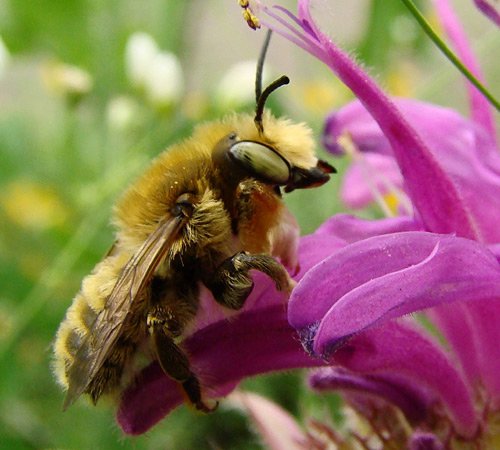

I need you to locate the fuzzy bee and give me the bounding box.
[53,33,335,413]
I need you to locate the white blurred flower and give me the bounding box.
[215,60,268,109]
[41,61,93,97]
[125,32,184,108]
[106,96,139,131]
[0,36,10,77]
[125,32,159,88]
[144,51,183,107]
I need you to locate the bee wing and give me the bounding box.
[63,214,187,409]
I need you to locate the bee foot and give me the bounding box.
[195,399,219,413]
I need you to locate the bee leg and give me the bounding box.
[204,251,293,310]
[147,277,217,413]
[148,321,218,413]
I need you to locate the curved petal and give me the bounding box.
[289,231,447,331]
[310,367,433,424]
[331,321,478,438]
[309,233,500,354]
[117,306,323,435]
[324,98,500,243]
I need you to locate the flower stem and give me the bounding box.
[399,0,500,111]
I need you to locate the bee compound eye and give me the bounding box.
[228,141,291,185]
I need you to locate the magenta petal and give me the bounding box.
[324,98,500,243]
[309,367,433,423]
[427,303,482,392]
[332,321,478,437]
[264,3,479,238]
[340,153,404,209]
[117,306,323,435]
[294,232,346,280]
[322,100,393,156]
[473,0,500,26]
[289,231,445,331]
[466,299,500,403]
[408,432,445,450]
[311,233,500,354]
[315,214,421,243]
[490,243,500,263]
[293,3,479,240]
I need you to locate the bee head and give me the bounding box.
[218,30,336,192]
[226,131,336,193]
[226,80,335,191]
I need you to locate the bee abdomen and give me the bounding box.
[53,253,130,392]
[87,337,137,404]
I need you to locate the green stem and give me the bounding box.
[400,0,499,111]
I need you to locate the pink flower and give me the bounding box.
[118,2,500,447]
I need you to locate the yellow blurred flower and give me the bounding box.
[297,79,350,116]
[1,180,69,231]
[386,61,419,98]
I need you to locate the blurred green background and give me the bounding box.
[0,0,497,448]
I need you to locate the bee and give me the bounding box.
[53,32,335,413]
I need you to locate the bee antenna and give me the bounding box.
[255,75,290,134]
[255,29,272,103]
